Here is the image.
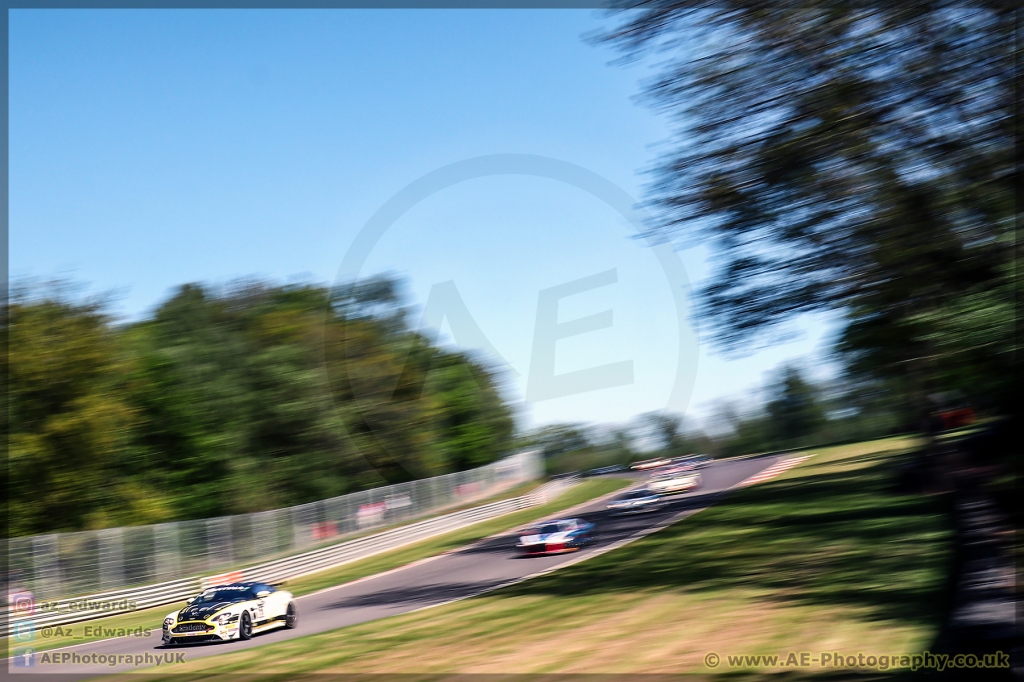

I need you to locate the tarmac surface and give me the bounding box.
[9,454,780,679]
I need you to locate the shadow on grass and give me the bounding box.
[497,448,954,632]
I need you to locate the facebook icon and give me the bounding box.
[13,647,35,668]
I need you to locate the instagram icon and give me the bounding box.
[10,591,34,617]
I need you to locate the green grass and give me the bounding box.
[8,477,623,656]
[137,435,954,677]
[5,601,188,655]
[284,477,627,596]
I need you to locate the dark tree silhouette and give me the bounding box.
[602,2,1018,418]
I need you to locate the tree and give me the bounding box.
[602,2,1018,420]
[6,276,517,535]
[638,412,708,458]
[528,424,593,460]
[607,426,637,462]
[764,366,826,446]
[5,286,164,534]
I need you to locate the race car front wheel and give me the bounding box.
[239,611,253,640]
[285,602,298,629]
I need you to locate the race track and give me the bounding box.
[10,455,779,679]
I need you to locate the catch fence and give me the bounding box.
[6,451,541,601]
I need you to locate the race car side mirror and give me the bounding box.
[256,590,271,598]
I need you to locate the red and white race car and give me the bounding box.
[515,518,596,555]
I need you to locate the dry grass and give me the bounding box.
[124,435,951,678]
[7,477,620,656]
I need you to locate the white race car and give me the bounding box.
[647,468,701,494]
[630,457,672,471]
[162,582,296,645]
[606,487,665,514]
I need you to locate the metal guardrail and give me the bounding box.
[1,578,201,639]
[6,451,542,602]
[1,476,578,638]
[244,497,528,585]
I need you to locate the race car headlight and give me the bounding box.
[217,613,238,625]
[163,617,174,628]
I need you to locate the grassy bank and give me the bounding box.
[141,435,953,676]
[6,477,625,655]
[283,477,627,596]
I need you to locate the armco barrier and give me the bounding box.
[6,451,543,602]
[241,496,528,585]
[1,476,577,638]
[1,578,201,639]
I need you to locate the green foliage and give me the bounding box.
[711,367,911,458]
[522,415,721,475]
[764,366,826,445]
[603,2,1018,418]
[526,423,592,460]
[5,277,514,535]
[637,412,709,458]
[521,365,908,469]
[5,286,158,535]
[517,422,642,475]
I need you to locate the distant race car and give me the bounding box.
[606,487,665,514]
[162,581,297,645]
[586,464,627,477]
[673,454,713,469]
[516,518,596,555]
[647,468,702,494]
[630,457,672,471]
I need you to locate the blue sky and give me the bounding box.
[10,9,837,430]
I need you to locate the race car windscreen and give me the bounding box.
[193,586,253,604]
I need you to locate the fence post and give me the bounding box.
[250,511,271,561]
[32,535,60,600]
[435,471,447,508]
[206,517,232,573]
[291,504,310,551]
[153,522,180,583]
[98,527,124,592]
[12,453,535,597]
